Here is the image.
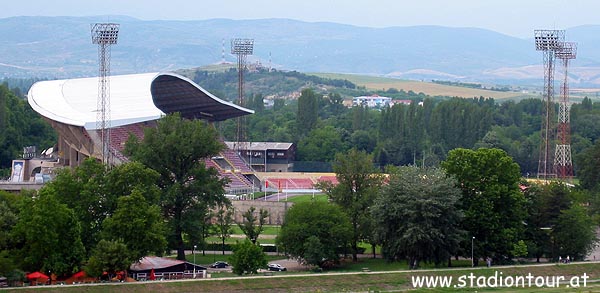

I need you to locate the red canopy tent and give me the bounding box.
[26,272,49,285]
[27,272,49,280]
[71,271,86,279]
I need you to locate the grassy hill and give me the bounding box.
[182,65,536,102]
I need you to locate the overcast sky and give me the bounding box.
[3,0,597,38]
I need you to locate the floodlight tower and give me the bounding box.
[91,23,119,166]
[553,42,576,180]
[231,38,254,148]
[534,29,564,180]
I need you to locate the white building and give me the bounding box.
[352,94,392,108]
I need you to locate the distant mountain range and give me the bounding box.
[2,16,600,87]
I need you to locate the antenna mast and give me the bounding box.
[91,23,119,166]
[221,38,225,64]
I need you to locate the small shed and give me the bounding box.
[129,256,206,280]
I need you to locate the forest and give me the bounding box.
[0,82,55,177]
[185,68,600,176]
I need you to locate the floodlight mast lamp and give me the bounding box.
[231,38,254,150]
[554,42,576,180]
[91,23,119,166]
[534,29,564,180]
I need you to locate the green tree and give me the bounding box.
[319,149,382,262]
[46,159,161,257]
[0,192,18,276]
[522,183,551,263]
[199,214,213,256]
[0,84,56,176]
[44,159,110,254]
[250,93,265,112]
[238,206,269,244]
[5,269,25,287]
[540,182,573,230]
[553,205,597,260]
[273,99,285,111]
[350,130,377,153]
[297,126,347,162]
[576,140,600,191]
[214,204,234,255]
[524,182,592,262]
[322,92,346,117]
[303,236,326,267]
[352,105,371,131]
[512,240,528,258]
[228,239,267,275]
[0,85,6,131]
[85,239,131,279]
[105,161,161,205]
[441,148,525,265]
[276,201,351,268]
[372,166,464,268]
[125,113,228,260]
[0,191,18,251]
[101,190,167,262]
[296,88,319,138]
[12,189,85,276]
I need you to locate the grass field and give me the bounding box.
[202,225,281,246]
[328,257,473,272]
[16,262,600,292]
[311,72,535,100]
[285,193,329,203]
[229,225,280,235]
[182,253,284,266]
[205,236,277,245]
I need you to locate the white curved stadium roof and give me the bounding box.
[28,72,253,130]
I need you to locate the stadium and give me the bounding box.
[17,71,336,195]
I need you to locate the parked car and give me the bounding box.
[267,263,287,271]
[210,261,229,268]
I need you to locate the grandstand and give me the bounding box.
[18,71,340,196]
[26,72,256,193]
[224,141,295,172]
[204,156,254,194]
[221,148,254,173]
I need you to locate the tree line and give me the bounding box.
[1,114,598,281]
[0,83,56,177]
[213,84,600,179]
[276,148,597,269]
[187,69,600,178]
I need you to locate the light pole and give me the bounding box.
[471,237,475,267]
[193,245,197,278]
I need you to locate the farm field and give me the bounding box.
[311,72,535,100]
